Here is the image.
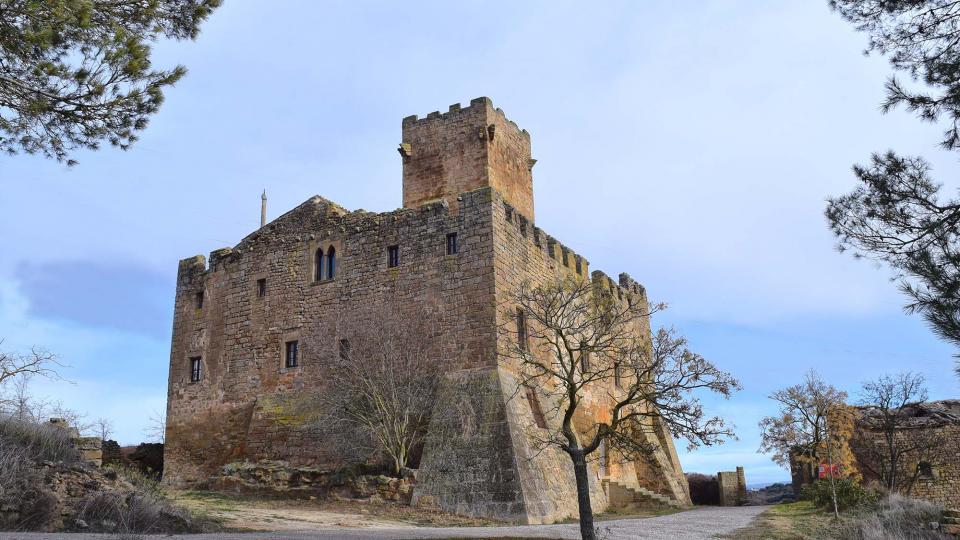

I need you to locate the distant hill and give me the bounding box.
[746,482,795,506]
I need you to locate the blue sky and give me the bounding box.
[1,1,958,485]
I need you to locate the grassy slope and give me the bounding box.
[722,501,842,540]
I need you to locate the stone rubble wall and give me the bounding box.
[210,461,414,503]
[902,425,960,510]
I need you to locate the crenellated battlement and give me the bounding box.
[401,97,530,139]
[496,194,649,309]
[402,97,535,220]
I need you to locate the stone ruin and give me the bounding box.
[48,418,102,467]
[716,466,747,506]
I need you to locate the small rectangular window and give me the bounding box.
[516,308,528,352]
[614,364,622,388]
[195,291,204,309]
[519,216,527,237]
[446,233,458,255]
[579,341,591,372]
[575,256,582,275]
[285,340,299,368]
[387,245,400,268]
[338,339,351,361]
[189,356,202,382]
[562,248,569,267]
[257,278,266,297]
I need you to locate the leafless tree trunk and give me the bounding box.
[504,277,740,540]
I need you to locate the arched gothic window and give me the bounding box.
[326,246,336,279]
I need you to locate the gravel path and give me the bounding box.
[0,506,767,540]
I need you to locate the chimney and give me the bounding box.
[260,190,267,228]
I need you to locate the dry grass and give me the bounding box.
[726,496,950,540]
[0,415,78,530]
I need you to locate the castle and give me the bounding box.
[164,97,691,523]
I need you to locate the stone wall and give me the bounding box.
[49,418,102,468]
[717,467,746,506]
[211,461,414,503]
[852,401,960,510]
[900,425,960,510]
[165,188,497,486]
[488,188,691,507]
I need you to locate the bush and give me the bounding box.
[0,416,78,530]
[801,477,877,511]
[0,416,78,463]
[75,467,209,534]
[76,491,190,534]
[838,494,946,540]
[686,473,721,505]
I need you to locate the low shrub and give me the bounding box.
[77,490,196,534]
[75,467,210,534]
[801,477,877,511]
[838,494,946,540]
[0,416,77,530]
[686,473,720,505]
[0,416,78,463]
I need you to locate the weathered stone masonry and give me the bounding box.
[165,97,690,524]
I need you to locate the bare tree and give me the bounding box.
[0,342,62,386]
[50,401,93,435]
[144,410,166,444]
[306,306,443,476]
[94,417,114,441]
[505,277,739,540]
[758,371,851,518]
[851,372,960,495]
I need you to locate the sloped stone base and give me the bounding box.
[413,366,607,524]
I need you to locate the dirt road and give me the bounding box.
[0,505,767,540]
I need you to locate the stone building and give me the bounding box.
[163,97,691,523]
[854,400,960,510]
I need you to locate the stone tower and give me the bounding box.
[401,97,536,220]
